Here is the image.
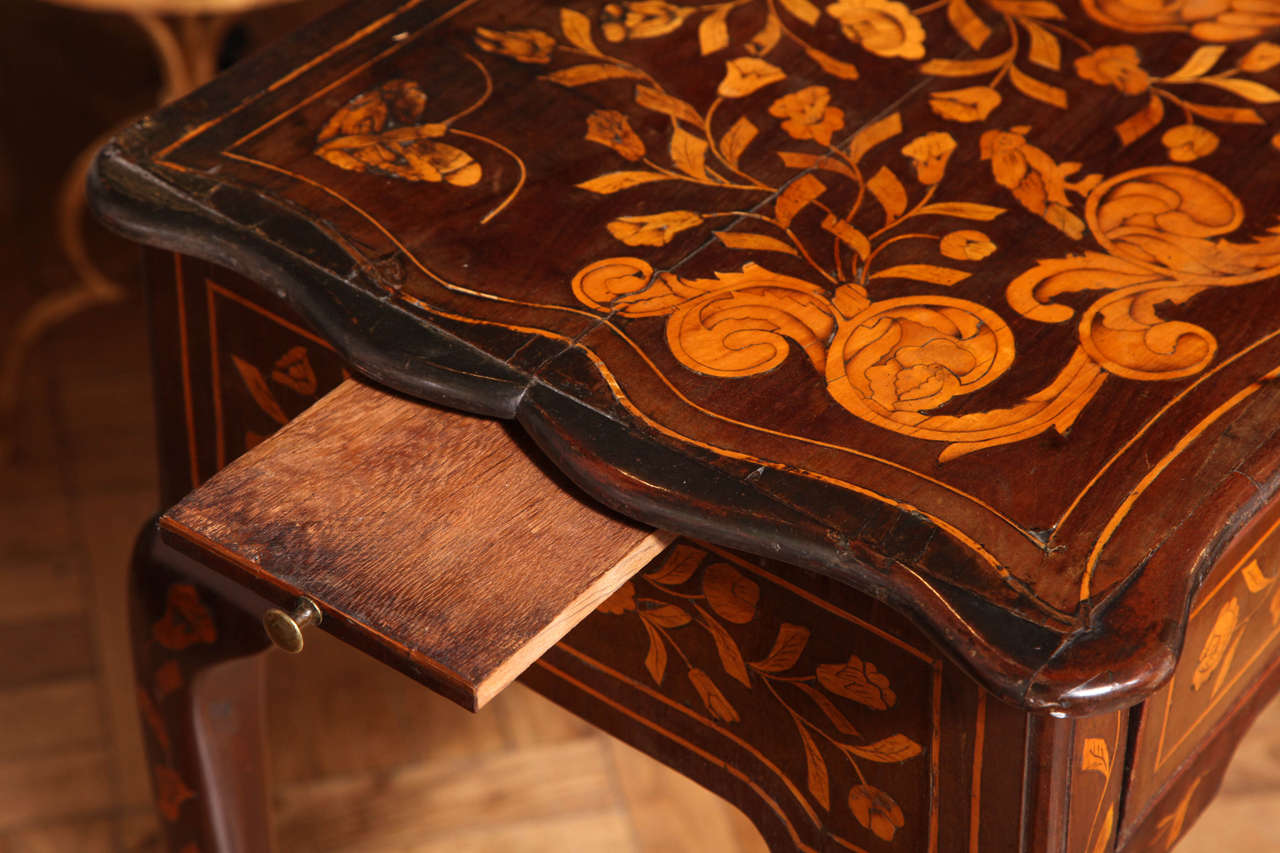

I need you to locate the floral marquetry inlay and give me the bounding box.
[464,0,1280,461]
[118,0,1280,684]
[315,72,526,223]
[572,153,1280,459]
[306,0,1280,461]
[266,0,1280,618]
[587,543,936,846]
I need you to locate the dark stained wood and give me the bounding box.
[163,377,670,708]
[142,250,355,507]
[131,524,275,853]
[90,0,1280,713]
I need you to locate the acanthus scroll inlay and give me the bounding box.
[575,162,1280,460]
[473,0,1279,460]
[477,2,1280,461]
[304,0,1280,462]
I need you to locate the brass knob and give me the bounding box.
[263,597,322,653]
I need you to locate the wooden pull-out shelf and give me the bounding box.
[160,379,670,709]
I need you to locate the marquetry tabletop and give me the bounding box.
[92,0,1280,713]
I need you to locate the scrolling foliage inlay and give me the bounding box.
[313,0,1280,462]
[563,106,1280,457]
[594,543,929,844]
[305,0,1280,460]
[525,1,1280,460]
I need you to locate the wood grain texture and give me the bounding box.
[163,378,669,708]
[91,0,1280,712]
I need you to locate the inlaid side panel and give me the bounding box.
[1119,653,1280,853]
[1125,503,1280,833]
[145,250,349,502]
[524,540,1026,853]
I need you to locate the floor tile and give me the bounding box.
[608,738,768,853]
[0,815,115,853]
[267,631,510,786]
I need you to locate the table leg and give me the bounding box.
[131,521,275,853]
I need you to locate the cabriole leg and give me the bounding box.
[130,521,274,853]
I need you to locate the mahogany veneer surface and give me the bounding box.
[92,0,1280,712]
[163,378,668,709]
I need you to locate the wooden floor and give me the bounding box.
[1,2,1280,851]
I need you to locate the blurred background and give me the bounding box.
[0,0,1277,849]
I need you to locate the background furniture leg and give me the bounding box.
[0,8,240,448]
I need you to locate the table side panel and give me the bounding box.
[524,538,1030,853]
[145,250,350,505]
[1124,499,1280,836]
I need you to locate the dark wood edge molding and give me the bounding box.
[89,150,529,418]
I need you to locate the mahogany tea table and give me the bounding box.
[90,0,1280,849]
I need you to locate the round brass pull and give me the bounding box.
[263,597,322,653]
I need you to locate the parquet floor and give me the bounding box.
[1,2,1279,851]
